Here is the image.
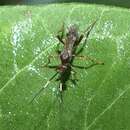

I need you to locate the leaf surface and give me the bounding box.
[0,4,130,130]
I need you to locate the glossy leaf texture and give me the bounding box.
[0,4,130,130]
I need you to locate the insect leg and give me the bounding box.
[76,34,84,45]
[56,22,65,45]
[70,68,78,85]
[76,20,97,55]
[56,36,64,45]
[72,55,104,65]
[84,20,97,39]
[72,63,103,70]
[44,65,58,69]
[56,43,61,54]
[29,72,59,104]
[41,55,59,67]
[56,23,65,54]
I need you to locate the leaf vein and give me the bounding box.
[86,85,130,130]
[0,43,56,94]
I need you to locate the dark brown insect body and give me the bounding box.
[56,25,80,93]
[57,25,78,72]
[30,21,104,103]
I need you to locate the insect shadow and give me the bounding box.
[30,20,104,103]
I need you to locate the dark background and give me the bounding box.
[0,0,130,8]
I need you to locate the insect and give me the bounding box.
[30,20,104,103]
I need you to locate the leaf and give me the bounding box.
[0,4,130,130]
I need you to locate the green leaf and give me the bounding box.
[0,4,130,130]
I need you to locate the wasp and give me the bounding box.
[30,20,104,103]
